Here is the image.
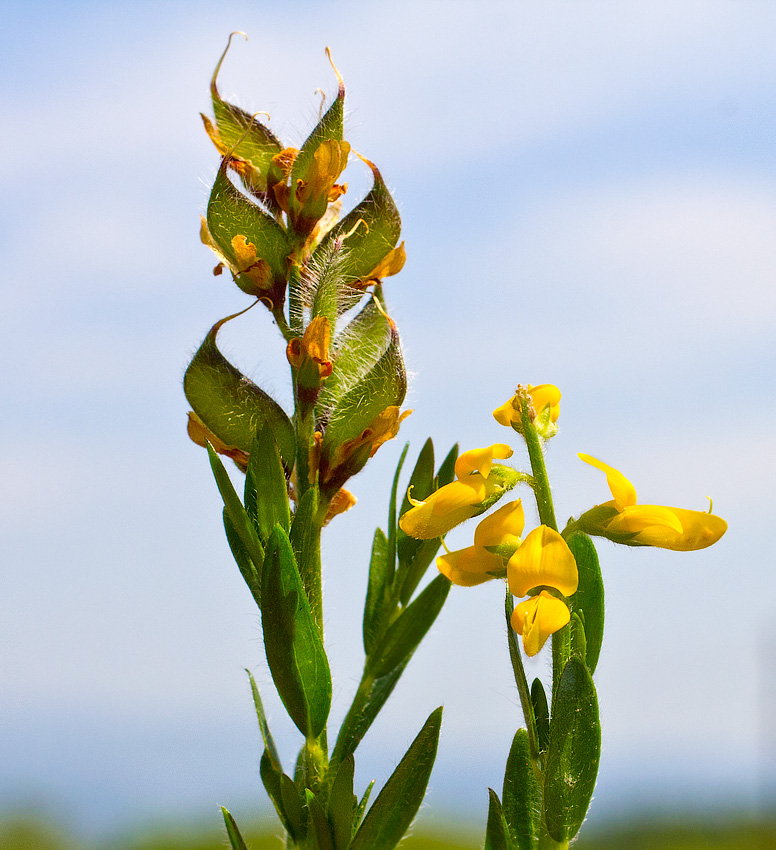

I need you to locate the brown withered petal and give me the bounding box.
[200,113,228,155]
[323,487,358,525]
[186,411,250,469]
[230,235,272,286]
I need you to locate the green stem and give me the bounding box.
[505,590,541,766]
[518,392,557,532]
[328,669,375,777]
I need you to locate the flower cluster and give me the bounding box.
[399,382,727,658]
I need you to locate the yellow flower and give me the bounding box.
[399,444,514,539]
[576,454,727,551]
[493,384,561,438]
[511,591,572,657]
[436,500,525,586]
[507,525,578,597]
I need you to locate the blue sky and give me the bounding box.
[2,0,776,838]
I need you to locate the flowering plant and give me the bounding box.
[184,37,726,850]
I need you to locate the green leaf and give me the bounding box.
[220,807,249,850]
[246,669,281,769]
[320,323,406,460]
[436,443,459,488]
[567,532,605,674]
[398,537,444,607]
[350,707,442,850]
[397,437,435,525]
[317,295,393,422]
[206,163,291,294]
[184,315,296,467]
[544,657,601,843]
[207,445,265,584]
[328,755,356,850]
[318,161,402,283]
[363,528,392,654]
[333,662,409,764]
[353,780,374,836]
[570,611,588,664]
[502,730,540,849]
[223,508,262,607]
[261,525,332,737]
[369,574,450,679]
[306,791,335,850]
[484,789,511,850]
[530,679,550,754]
[259,752,297,839]
[280,773,306,840]
[387,442,410,582]
[244,425,291,543]
[289,487,322,607]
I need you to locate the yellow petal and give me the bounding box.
[510,591,571,656]
[363,242,407,282]
[528,384,561,423]
[493,398,518,427]
[436,546,503,586]
[616,505,727,551]
[578,453,637,511]
[455,444,513,481]
[607,504,684,536]
[399,480,483,539]
[507,525,578,597]
[474,500,525,549]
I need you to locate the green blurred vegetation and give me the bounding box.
[1,811,775,850]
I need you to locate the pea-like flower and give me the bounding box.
[436,500,525,587]
[511,591,573,658]
[575,454,727,551]
[399,444,516,539]
[507,525,578,656]
[493,384,561,439]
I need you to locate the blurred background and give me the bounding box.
[2,1,776,847]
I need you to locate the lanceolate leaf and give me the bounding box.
[369,574,450,679]
[246,669,281,769]
[223,509,262,607]
[206,444,265,582]
[184,314,296,467]
[484,789,511,850]
[221,807,249,850]
[259,752,297,839]
[363,528,392,654]
[567,532,605,674]
[261,525,332,738]
[502,730,540,849]
[328,755,356,850]
[544,657,601,843]
[244,426,290,543]
[350,707,442,850]
[289,487,322,609]
[306,791,335,850]
[530,678,550,754]
[436,443,459,488]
